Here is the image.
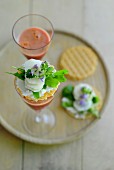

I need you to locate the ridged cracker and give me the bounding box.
[14,78,57,102]
[60,46,98,80]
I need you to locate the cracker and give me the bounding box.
[60,46,98,80]
[14,78,57,102]
[16,87,57,102]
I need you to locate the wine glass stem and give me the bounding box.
[34,110,42,123]
[23,107,56,136]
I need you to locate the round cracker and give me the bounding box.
[60,46,98,80]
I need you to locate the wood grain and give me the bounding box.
[0,0,29,49]
[0,125,22,170]
[23,140,82,170]
[33,0,84,35]
[83,0,114,170]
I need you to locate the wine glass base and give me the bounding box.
[23,108,56,137]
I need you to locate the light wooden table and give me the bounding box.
[0,0,114,170]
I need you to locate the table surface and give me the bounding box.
[0,0,114,170]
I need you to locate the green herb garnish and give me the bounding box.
[45,69,68,88]
[61,99,73,108]
[6,66,25,80]
[26,69,35,78]
[7,61,68,99]
[43,84,47,89]
[45,77,59,87]
[81,87,92,94]
[6,70,25,80]
[88,108,100,118]
[47,67,54,73]
[92,96,99,103]
[78,111,85,114]
[41,61,48,71]
[53,70,67,82]
[33,92,40,99]
[62,85,75,101]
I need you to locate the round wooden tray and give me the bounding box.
[0,31,110,144]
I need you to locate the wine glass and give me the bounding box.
[12,14,54,60]
[14,78,56,137]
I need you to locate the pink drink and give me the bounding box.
[23,96,54,111]
[19,27,50,60]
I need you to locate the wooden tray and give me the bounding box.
[0,31,110,144]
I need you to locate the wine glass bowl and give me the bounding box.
[12,14,54,60]
[23,96,54,111]
[14,78,56,137]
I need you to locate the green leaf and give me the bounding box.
[54,74,67,82]
[14,72,25,80]
[53,69,68,83]
[54,69,68,76]
[92,96,99,103]
[17,67,25,73]
[45,77,59,87]
[81,87,92,94]
[62,85,75,101]
[92,110,100,118]
[61,100,73,108]
[43,84,47,89]
[26,69,35,78]
[12,66,25,73]
[88,108,100,118]
[47,67,54,73]
[33,92,40,99]
[6,72,25,80]
[41,61,48,71]
[12,66,18,69]
[78,111,84,114]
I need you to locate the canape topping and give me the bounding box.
[7,59,68,100]
[61,84,101,118]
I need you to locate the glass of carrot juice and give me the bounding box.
[12,14,54,60]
